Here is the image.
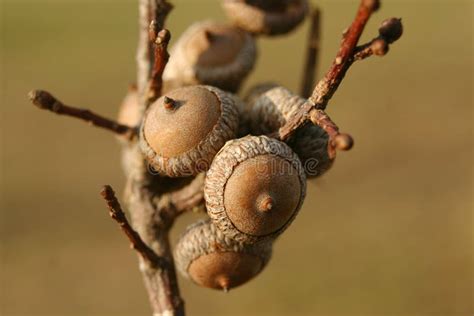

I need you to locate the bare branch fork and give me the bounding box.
[287,0,403,155]
[27,0,402,315]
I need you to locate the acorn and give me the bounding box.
[139,85,239,177]
[175,219,272,291]
[222,0,309,36]
[163,21,257,93]
[205,135,306,243]
[247,86,334,177]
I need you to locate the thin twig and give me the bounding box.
[146,26,171,105]
[300,7,321,98]
[28,90,136,140]
[137,0,173,113]
[279,0,403,149]
[100,185,167,268]
[309,0,380,107]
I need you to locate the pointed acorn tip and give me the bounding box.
[163,96,176,110]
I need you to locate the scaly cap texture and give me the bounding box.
[205,135,306,243]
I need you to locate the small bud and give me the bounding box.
[156,29,171,45]
[379,18,403,43]
[334,133,354,151]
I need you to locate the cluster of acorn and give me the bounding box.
[118,0,332,291]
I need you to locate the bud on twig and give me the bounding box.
[379,17,403,43]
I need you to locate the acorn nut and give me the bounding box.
[139,85,239,177]
[175,219,272,291]
[205,135,306,243]
[248,86,334,178]
[163,21,257,93]
[222,0,309,36]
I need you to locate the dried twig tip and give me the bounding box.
[163,96,176,110]
[28,90,56,110]
[334,133,354,151]
[363,0,380,11]
[379,18,403,43]
[100,184,114,201]
[156,29,171,44]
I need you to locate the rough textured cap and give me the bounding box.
[163,21,257,93]
[222,0,309,36]
[139,85,239,177]
[205,135,306,243]
[174,219,272,291]
[248,86,334,178]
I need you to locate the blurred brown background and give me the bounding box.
[1,0,473,315]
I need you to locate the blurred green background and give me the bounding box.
[1,0,473,315]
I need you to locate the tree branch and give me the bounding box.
[300,7,321,98]
[100,185,167,268]
[278,0,403,150]
[28,90,136,140]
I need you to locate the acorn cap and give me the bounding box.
[243,82,280,107]
[163,21,257,93]
[175,219,272,291]
[139,85,239,177]
[205,135,306,243]
[222,0,309,36]
[248,86,333,178]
